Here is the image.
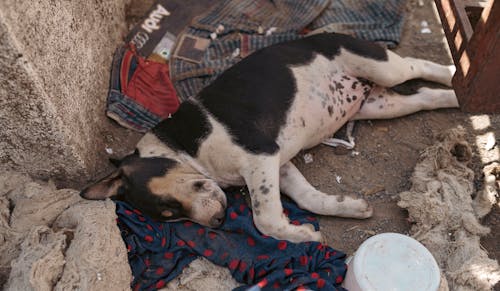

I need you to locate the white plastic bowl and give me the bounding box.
[342,232,440,291]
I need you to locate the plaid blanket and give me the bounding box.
[116,189,347,290]
[170,0,407,100]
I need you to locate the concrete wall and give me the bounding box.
[0,0,139,186]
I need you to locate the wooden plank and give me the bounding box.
[434,0,500,113]
[453,0,500,112]
[434,0,470,76]
[463,0,488,8]
[453,0,475,40]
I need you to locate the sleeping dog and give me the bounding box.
[81,33,457,243]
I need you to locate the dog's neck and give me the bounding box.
[136,133,215,180]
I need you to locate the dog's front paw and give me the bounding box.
[256,220,323,243]
[295,223,323,243]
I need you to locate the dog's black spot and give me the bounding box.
[152,101,211,157]
[360,99,366,108]
[352,82,358,89]
[333,81,344,91]
[301,117,306,127]
[346,97,352,103]
[328,84,335,94]
[259,185,270,195]
[327,105,334,116]
[358,77,374,87]
[352,95,357,101]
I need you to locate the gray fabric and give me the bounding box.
[309,0,406,45]
[170,0,407,100]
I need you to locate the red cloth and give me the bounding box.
[121,49,180,119]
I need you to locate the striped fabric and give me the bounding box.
[309,0,406,45]
[170,0,407,101]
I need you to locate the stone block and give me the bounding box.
[0,0,140,186]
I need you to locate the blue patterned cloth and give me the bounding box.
[116,189,347,290]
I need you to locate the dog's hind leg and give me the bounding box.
[338,48,455,87]
[243,155,323,243]
[351,86,458,120]
[279,162,373,218]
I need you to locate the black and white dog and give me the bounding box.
[81,33,457,243]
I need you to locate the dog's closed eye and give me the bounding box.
[193,181,204,191]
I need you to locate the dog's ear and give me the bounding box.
[80,170,124,200]
[109,149,139,167]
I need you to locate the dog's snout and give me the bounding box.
[209,210,225,228]
[211,190,227,208]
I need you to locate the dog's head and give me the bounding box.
[80,152,227,227]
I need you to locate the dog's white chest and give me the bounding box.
[278,54,373,156]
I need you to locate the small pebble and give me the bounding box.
[303,153,313,164]
[485,134,496,150]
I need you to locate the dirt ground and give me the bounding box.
[120,0,499,286]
